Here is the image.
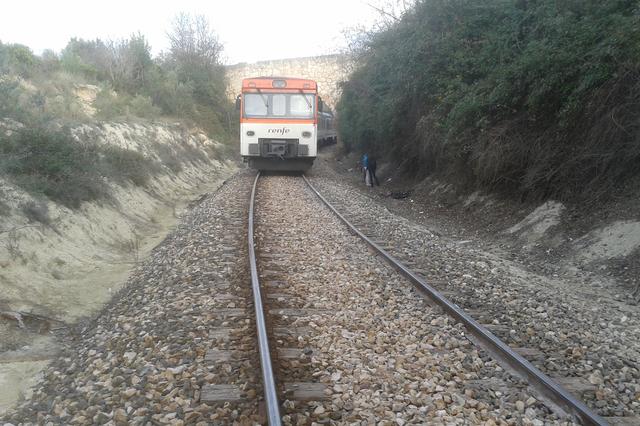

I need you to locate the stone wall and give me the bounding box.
[226,54,353,110]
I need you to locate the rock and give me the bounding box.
[4,172,618,426]
[167,366,185,375]
[588,372,604,385]
[524,408,537,419]
[123,388,137,399]
[392,402,405,412]
[93,411,111,424]
[113,408,127,423]
[184,411,200,422]
[123,352,137,363]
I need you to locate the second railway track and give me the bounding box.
[250,173,595,424]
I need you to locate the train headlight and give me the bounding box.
[246,130,255,136]
[302,131,311,138]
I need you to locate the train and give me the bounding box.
[237,77,336,171]
[318,110,338,148]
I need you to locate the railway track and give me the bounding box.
[304,166,640,425]
[301,175,607,425]
[248,173,281,424]
[1,173,267,424]
[0,170,619,424]
[247,173,605,424]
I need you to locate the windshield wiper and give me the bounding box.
[256,88,269,108]
[298,89,313,111]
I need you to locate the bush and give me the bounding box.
[0,79,29,123]
[129,94,161,118]
[94,88,128,119]
[152,142,183,173]
[100,146,154,186]
[55,26,234,139]
[0,74,88,124]
[148,70,196,117]
[94,89,162,120]
[0,20,234,215]
[0,126,105,208]
[0,126,157,208]
[59,38,102,80]
[338,0,640,200]
[4,17,235,141]
[0,42,39,77]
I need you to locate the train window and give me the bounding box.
[243,93,315,119]
[290,94,314,117]
[272,94,286,116]
[244,94,268,116]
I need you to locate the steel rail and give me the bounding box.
[248,172,282,425]
[302,174,607,426]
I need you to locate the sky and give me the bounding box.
[0,0,385,64]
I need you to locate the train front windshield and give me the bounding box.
[244,93,315,119]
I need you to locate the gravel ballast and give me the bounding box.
[2,167,609,425]
[1,171,263,425]
[308,160,640,421]
[255,175,569,425]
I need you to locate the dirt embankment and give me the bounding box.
[322,147,640,304]
[0,120,236,413]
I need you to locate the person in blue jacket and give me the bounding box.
[361,153,369,184]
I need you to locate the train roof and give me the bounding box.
[242,77,317,90]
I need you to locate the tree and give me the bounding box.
[105,34,154,93]
[167,13,223,71]
[166,13,226,106]
[0,42,39,77]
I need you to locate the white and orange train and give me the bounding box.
[237,77,336,171]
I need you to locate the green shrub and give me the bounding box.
[0,79,26,121]
[0,74,88,124]
[0,126,105,208]
[129,94,161,118]
[338,0,640,199]
[149,71,196,117]
[94,89,162,120]
[0,42,39,77]
[94,88,127,119]
[152,142,183,173]
[39,49,60,74]
[59,38,101,80]
[4,19,235,141]
[0,126,157,208]
[100,146,154,186]
[54,29,234,138]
